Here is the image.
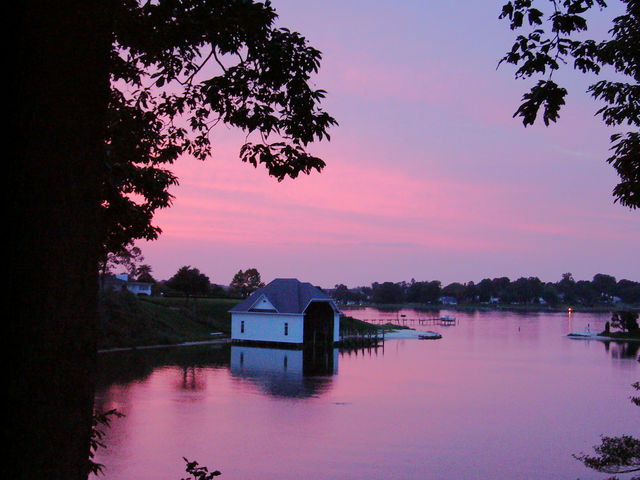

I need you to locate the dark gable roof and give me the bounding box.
[229,278,339,314]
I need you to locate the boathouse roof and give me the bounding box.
[229,278,340,315]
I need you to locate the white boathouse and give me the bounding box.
[229,278,341,347]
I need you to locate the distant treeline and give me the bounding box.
[330,273,640,306]
[102,265,266,299]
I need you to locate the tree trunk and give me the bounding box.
[13,2,110,479]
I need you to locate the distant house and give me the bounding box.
[439,296,458,305]
[101,273,152,296]
[229,278,341,347]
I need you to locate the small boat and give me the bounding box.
[439,315,456,322]
[419,331,442,340]
[567,331,598,338]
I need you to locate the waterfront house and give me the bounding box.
[439,296,458,305]
[101,273,152,296]
[229,278,341,347]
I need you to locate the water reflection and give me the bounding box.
[95,311,638,480]
[603,341,640,360]
[230,346,337,399]
[96,344,230,392]
[177,366,207,391]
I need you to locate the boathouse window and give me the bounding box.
[241,320,245,333]
[284,322,288,336]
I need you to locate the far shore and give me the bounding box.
[98,292,639,352]
[340,302,639,314]
[567,333,640,342]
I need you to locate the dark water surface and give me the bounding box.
[95,309,639,479]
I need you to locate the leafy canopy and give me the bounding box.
[610,310,640,332]
[499,0,639,209]
[574,382,640,476]
[102,0,337,258]
[166,266,211,295]
[229,268,265,297]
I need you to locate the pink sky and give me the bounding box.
[138,0,639,287]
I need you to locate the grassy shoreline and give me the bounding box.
[98,291,639,350]
[98,293,395,349]
[98,291,239,349]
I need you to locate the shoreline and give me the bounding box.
[341,303,639,314]
[98,337,231,354]
[567,332,640,342]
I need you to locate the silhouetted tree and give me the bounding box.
[136,264,155,283]
[14,3,334,479]
[492,277,512,300]
[592,273,617,296]
[476,278,494,302]
[558,272,577,303]
[611,310,640,333]
[13,3,110,479]
[574,280,598,305]
[540,282,561,306]
[499,0,639,209]
[507,277,543,304]
[99,244,144,282]
[407,280,441,304]
[575,382,640,476]
[462,281,478,303]
[372,282,405,304]
[441,282,466,302]
[101,0,337,259]
[332,284,351,303]
[229,268,265,297]
[616,279,640,304]
[166,266,211,296]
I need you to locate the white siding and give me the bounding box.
[126,283,152,295]
[250,295,276,311]
[333,313,341,342]
[231,312,304,344]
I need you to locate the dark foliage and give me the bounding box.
[611,310,640,333]
[575,382,640,476]
[166,266,212,296]
[406,280,442,304]
[371,281,406,304]
[499,0,639,209]
[229,268,264,297]
[89,409,124,476]
[182,458,221,480]
[102,0,337,258]
[331,273,639,306]
[229,268,265,297]
[331,284,369,303]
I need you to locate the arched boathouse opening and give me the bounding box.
[303,301,335,375]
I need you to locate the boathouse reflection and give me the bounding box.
[230,345,337,398]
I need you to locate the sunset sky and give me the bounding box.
[138,0,639,288]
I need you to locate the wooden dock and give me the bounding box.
[338,329,385,348]
[360,316,457,326]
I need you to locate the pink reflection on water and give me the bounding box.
[95,312,638,480]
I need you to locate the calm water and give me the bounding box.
[95,309,639,480]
